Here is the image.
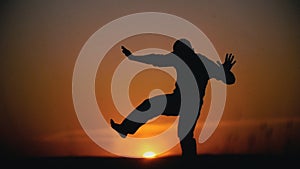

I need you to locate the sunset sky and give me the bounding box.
[0,0,299,157]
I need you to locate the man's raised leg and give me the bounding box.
[110,95,166,138]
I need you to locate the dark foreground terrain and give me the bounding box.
[1,154,298,169]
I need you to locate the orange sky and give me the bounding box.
[0,0,299,157]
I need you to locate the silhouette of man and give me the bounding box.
[110,39,236,158]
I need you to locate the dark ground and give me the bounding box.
[1,154,298,169]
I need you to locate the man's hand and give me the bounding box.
[121,46,132,57]
[218,53,236,71]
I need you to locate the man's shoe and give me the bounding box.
[110,119,127,138]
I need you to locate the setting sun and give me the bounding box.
[143,151,156,158]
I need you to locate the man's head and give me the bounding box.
[173,39,194,56]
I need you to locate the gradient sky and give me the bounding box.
[0,0,299,157]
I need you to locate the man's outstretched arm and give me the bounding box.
[121,46,172,67]
[198,53,236,84]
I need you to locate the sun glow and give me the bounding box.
[143,151,156,158]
